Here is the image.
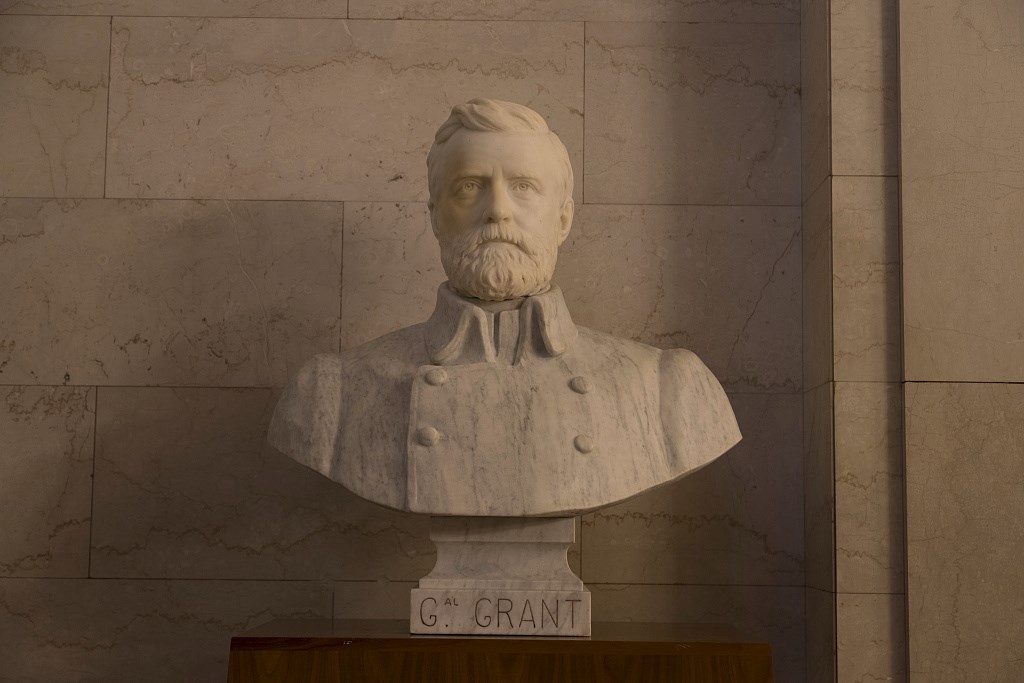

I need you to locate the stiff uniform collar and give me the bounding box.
[424,282,578,366]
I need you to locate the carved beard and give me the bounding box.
[440,223,557,302]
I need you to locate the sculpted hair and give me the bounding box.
[426,98,574,206]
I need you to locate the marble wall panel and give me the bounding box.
[0,16,108,198]
[1,0,345,15]
[805,587,836,683]
[0,198,341,387]
[0,387,94,577]
[832,176,900,382]
[592,584,805,683]
[834,382,902,593]
[901,0,1024,381]
[559,204,801,393]
[837,592,906,683]
[91,387,434,580]
[582,393,802,586]
[830,0,898,175]
[804,382,834,593]
[801,0,831,202]
[335,580,416,620]
[585,22,800,206]
[341,202,443,349]
[906,382,1024,682]
[349,0,799,23]
[802,178,832,391]
[106,18,584,203]
[0,578,331,681]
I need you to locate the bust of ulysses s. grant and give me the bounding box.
[269,98,741,517]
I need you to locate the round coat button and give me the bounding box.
[574,434,594,454]
[424,368,448,386]
[569,376,592,394]
[416,426,442,446]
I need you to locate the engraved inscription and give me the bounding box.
[412,588,591,636]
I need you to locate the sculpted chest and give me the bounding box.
[335,330,673,516]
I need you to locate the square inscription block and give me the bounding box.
[411,588,591,637]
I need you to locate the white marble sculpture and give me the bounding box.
[269,99,741,635]
[269,100,740,516]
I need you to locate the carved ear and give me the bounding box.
[558,198,574,245]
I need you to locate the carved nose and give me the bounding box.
[484,186,512,223]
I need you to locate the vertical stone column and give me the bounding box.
[801,0,905,680]
[901,0,1024,679]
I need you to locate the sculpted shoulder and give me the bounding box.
[575,327,741,476]
[657,346,742,472]
[267,324,427,497]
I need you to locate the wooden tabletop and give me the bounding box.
[228,619,775,682]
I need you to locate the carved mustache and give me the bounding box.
[462,224,537,257]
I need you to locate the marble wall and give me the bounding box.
[801,0,904,680]
[0,5,804,681]
[901,0,1024,679]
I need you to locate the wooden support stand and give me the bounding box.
[227,619,774,683]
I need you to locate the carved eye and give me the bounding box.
[511,180,535,193]
[457,180,481,194]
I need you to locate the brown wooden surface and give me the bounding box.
[227,620,774,683]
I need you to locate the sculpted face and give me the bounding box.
[430,130,574,301]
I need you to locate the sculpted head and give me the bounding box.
[426,99,575,302]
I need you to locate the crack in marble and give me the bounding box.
[224,200,272,380]
[585,509,803,568]
[741,92,787,200]
[726,226,798,369]
[113,22,579,90]
[588,35,798,99]
[1,46,107,93]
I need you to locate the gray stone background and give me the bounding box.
[5,0,1020,681]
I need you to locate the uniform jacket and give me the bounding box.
[268,283,741,516]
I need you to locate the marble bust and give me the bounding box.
[269,98,741,517]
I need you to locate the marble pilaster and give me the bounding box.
[906,383,1024,681]
[802,0,904,678]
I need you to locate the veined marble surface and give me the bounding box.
[0,16,108,197]
[105,19,584,202]
[420,517,581,591]
[0,386,94,577]
[91,387,433,580]
[0,578,331,681]
[585,21,800,206]
[0,199,342,387]
[349,0,799,23]
[901,0,1024,381]
[906,382,1024,681]
[0,0,345,15]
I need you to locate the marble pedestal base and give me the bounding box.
[410,517,590,637]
